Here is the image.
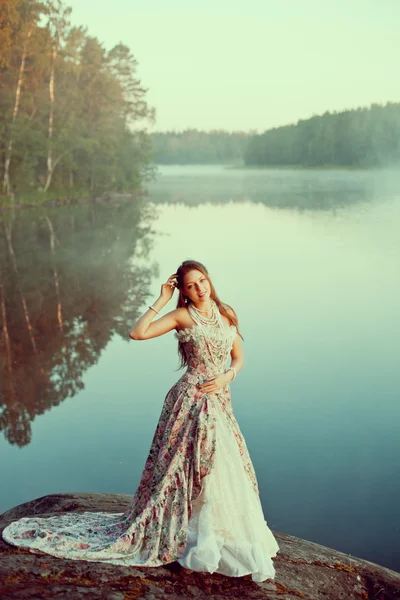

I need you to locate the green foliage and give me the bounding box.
[151,129,252,165]
[0,1,153,204]
[244,103,400,168]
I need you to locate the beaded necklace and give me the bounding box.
[188,300,227,367]
[190,301,218,326]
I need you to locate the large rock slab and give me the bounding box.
[1,493,399,599]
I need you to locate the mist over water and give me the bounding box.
[148,164,400,210]
[1,165,399,572]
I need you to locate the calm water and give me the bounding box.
[1,165,399,572]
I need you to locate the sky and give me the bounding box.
[65,0,400,133]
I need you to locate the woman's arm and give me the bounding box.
[225,334,244,381]
[130,307,182,340]
[225,305,244,381]
[129,273,182,340]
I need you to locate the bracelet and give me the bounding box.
[226,367,237,380]
[149,305,159,315]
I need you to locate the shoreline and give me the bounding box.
[0,191,147,212]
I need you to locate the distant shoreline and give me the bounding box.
[0,192,144,212]
[225,164,369,171]
[154,162,373,171]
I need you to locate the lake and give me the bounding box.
[0,165,399,572]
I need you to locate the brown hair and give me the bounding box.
[175,259,243,368]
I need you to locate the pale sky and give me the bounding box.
[66,0,400,132]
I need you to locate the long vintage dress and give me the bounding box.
[2,302,280,582]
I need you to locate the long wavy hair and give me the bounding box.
[175,259,243,368]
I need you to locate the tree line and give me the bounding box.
[151,129,252,165]
[152,103,400,168]
[245,103,400,168]
[0,0,154,205]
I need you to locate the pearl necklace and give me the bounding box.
[194,305,212,314]
[188,300,228,367]
[191,302,219,327]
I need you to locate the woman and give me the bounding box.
[2,259,280,582]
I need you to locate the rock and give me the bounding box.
[1,493,399,600]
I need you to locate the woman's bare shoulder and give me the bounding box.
[174,306,193,330]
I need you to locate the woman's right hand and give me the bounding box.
[160,273,178,302]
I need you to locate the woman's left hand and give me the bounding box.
[198,373,229,394]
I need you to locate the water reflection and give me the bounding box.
[149,164,398,211]
[1,167,399,572]
[0,200,157,447]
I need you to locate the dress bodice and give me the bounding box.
[175,312,237,380]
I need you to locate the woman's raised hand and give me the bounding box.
[160,273,178,302]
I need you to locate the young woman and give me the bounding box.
[2,260,280,582]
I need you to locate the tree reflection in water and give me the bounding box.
[0,200,157,447]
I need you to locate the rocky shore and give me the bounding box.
[1,492,399,600]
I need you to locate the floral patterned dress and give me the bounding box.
[2,309,280,582]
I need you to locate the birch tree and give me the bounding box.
[0,1,153,203]
[43,0,71,192]
[2,0,43,198]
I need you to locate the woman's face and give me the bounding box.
[182,269,211,305]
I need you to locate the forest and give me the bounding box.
[1,1,398,209]
[244,103,400,168]
[151,130,252,165]
[0,0,154,206]
[152,103,400,168]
